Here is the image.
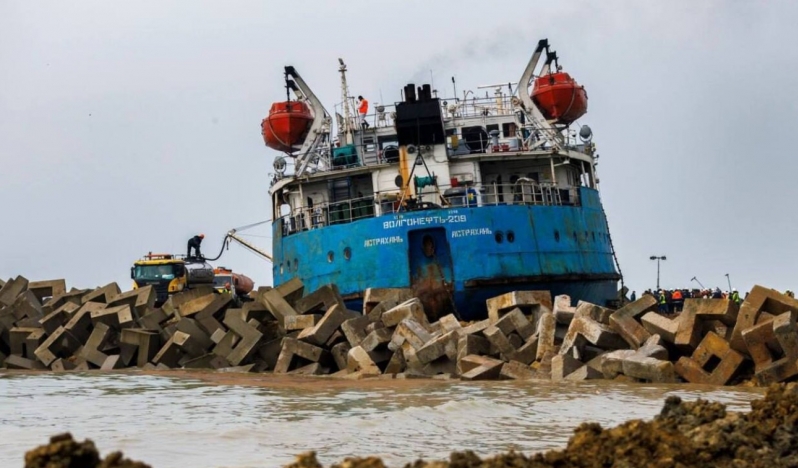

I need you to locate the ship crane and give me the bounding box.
[283,66,332,178]
[224,230,273,262]
[515,39,565,150]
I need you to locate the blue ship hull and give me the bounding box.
[273,187,619,320]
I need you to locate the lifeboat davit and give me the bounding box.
[531,72,588,125]
[261,101,313,153]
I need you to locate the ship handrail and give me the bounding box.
[278,182,584,236]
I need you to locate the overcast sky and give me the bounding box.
[2,1,797,297]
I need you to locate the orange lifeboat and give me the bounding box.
[531,72,588,125]
[261,101,313,153]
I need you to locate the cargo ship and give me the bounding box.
[262,39,621,320]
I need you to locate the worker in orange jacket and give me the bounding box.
[357,95,369,129]
[671,289,683,313]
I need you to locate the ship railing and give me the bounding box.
[281,194,377,235]
[279,183,581,236]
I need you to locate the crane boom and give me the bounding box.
[226,231,273,262]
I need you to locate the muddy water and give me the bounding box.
[0,372,762,468]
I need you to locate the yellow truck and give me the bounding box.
[131,253,215,305]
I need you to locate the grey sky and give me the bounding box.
[2,1,797,296]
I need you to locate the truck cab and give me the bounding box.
[132,253,214,305]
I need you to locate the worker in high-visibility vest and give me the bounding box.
[357,96,369,129]
[658,290,668,313]
[730,289,741,305]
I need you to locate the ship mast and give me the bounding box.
[338,58,354,145]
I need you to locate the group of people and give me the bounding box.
[628,287,744,314]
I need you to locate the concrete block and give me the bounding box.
[347,345,381,375]
[417,331,457,364]
[169,330,205,359]
[273,277,305,306]
[223,309,264,366]
[459,319,491,336]
[560,316,627,356]
[107,286,155,317]
[622,355,677,383]
[11,291,43,320]
[509,335,538,365]
[674,331,745,385]
[689,298,739,327]
[360,327,393,352]
[394,318,432,350]
[730,285,798,354]
[331,342,351,371]
[752,312,798,384]
[564,364,603,381]
[9,327,39,356]
[742,319,778,371]
[152,336,183,368]
[90,305,135,330]
[4,354,46,370]
[609,295,656,349]
[363,288,414,314]
[599,349,636,378]
[674,309,702,353]
[100,355,124,370]
[50,358,76,372]
[175,317,213,351]
[287,362,325,375]
[39,302,79,335]
[284,314,321,331]
[772,311,798,358]
[341,315,370,347]
[494,308,535,340]
[551,353,583,381]
[457,334,490,363]
[294,284,346,315]
[257,288,298,326]
[536,312,557,361]
[297,304,350,346]
[212,331,239,358]
[640,312,679,343]
[433,314,459,333]
[459,355,504,380]
[42,290,85,315]
[384,348,406,375]
[381,298,429,328]
[138,308,169,331]
[0,275,28,307]
[34,326,81,366]
[500,360,536,380]
[178,294,218,317]
[486,291,553,322]
[553,295,577,325]
[121,328,160,367]
[80,283,121,305]
[575,300,614,325]
[160,286,214,316]
[182,353,229,369]
[484,325,516,355]
[25,329,46,359]
[274,337,325,373]
[28,279,67,303]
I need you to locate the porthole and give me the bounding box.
[554,230,560,242]
[422,235,435,258]
[495,231,504,243]
[592,232,596,242]
[507,231,515,243]
[327,251,334,263]
[344,247,352,261]
[279,263,284,274]
[293,259,299,271]
[573,231,578,242]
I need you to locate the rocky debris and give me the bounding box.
[24,433,150,468]
[19,384,798,467]
[2,276,798,386]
